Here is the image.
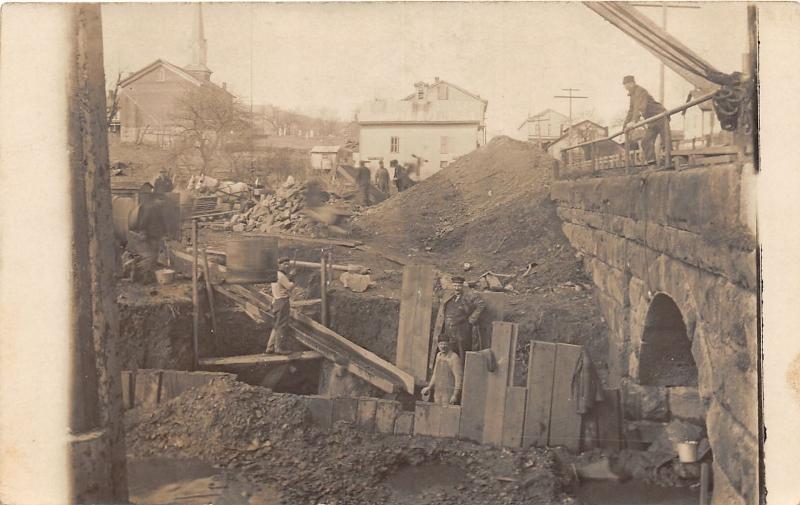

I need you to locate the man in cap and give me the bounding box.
[622,75,667,166]
[153,168,174,193]
[266,256,296,354]
[356,161,372,206]
[430,276,486,369]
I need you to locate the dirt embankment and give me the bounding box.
[353,137,609,373]
[125,377,577,505]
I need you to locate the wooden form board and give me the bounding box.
[547,343,583,452]
[482,322,518,446]
[199,351,322,366]
[396,265,435,384]
[212,283,415,395]
[523,342,557,448]
[502,386,527,448]
[458,352,489,442]
[414,402,441,437]
[477,292,506,349]
[439,405,462,438]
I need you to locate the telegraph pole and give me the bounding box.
[554,88,588,130]
[629,2,701,103]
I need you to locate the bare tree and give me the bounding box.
[172,85,250,173]
[106,71,123,129]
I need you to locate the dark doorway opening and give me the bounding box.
[639,294,698,387]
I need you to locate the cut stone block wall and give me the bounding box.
[551,163,758,505]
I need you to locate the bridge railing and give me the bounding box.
[557,91,741,178]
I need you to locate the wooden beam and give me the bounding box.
[502,386,527,448]
[523,341,558,448]
[396,265,436,384]
[459,352,489,442]
[199,351,323,366]
[548,343,583,452]
[482,322,518,446]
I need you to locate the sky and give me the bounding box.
[101,2,749,138]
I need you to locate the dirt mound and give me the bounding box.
[125,378,575,505]
[353,137,609,373]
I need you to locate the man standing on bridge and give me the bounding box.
[430,276,486,368]
[622,75,667,166]
[266,257,296,355]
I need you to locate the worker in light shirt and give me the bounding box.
[421,340,463,405]
[266,257,296,354]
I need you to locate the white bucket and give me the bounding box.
[155,268,175,286]
[677,441,699,463]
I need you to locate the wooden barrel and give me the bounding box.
[225,237,278,284]
[111,196,136,243]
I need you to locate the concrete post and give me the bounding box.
[0,4,128,503]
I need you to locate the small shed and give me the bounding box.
[311,145,349,171]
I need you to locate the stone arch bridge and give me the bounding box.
[551,158,758,505]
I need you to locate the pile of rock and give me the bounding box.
[225,181,337,235]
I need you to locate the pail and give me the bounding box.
[677,441,699,463]
[225,237,278,284]
[155,268,176,286]
[111,196,137,243]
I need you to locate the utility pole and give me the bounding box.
[554,88,588,146]
[629,2,701,103]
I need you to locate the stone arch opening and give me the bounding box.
[639,293,698,387]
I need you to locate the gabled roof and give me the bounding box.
[118,58,231,96]
[402,79,488,105]
[517,108,570,130]
[548,119,610,146]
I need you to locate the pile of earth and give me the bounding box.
[125,377,577,505]
[353,136,609,373]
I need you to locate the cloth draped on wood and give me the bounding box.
[571,348,604,415]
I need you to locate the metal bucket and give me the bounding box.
[225,237,278,284]
[677,441,699,463]
[111,196,136,243]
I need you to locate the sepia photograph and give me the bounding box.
[0,1,791,504]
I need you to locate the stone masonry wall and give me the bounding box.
[551,162,758,505]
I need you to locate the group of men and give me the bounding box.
[355,159,417,206]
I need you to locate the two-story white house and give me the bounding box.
[517,108,569,146]
[357,78,487,180]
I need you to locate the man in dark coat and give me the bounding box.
[391,160,406,193]
[153,168,174,193]
[430,276,486,369]
[622,75,667,165]
[356,161,372,206]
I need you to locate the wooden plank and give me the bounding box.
[482,322,518,446]
[523,341,557,448]
[595,389,623,451]
[199,351,323,366]
[548,343,583,452]
[459,352,489,442]
[439,405,462,438]
[121,371,133,410]
[375,400,402,434]
[304,396,333,430]
[476,292,505,351]
[396,265,436,384]
[394,411,415,435]
[356,398,378,432]
[413,402,441,437]
[212,283,415,395]
[502,386,527,448]
[133,370,162,408]
[242,231,360,249]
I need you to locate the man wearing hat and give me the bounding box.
[622,75,667,166]
[266,256,296,354]
[152,168,174,193]
[430,276,486,369]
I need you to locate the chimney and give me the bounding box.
[434,76,440,83]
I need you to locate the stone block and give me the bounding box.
[394,411,414,435]
[70,430,112,504]
[332,397,358,425]
[375,399,402,434]
[706,401,758,505]
[414,402,441,437]
[439,405,461,438]
[711,460,747,505]
[623,382,669,422]
[668,387,704,423]
[356,397,377,432]
[304,395,333,429]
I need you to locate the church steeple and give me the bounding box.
[184,3,212,81]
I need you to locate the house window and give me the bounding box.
[390,136,399,153]
[440,136,449,154]
[438,85,448,100]
[440,161,449,168]
[417,87,425,100]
